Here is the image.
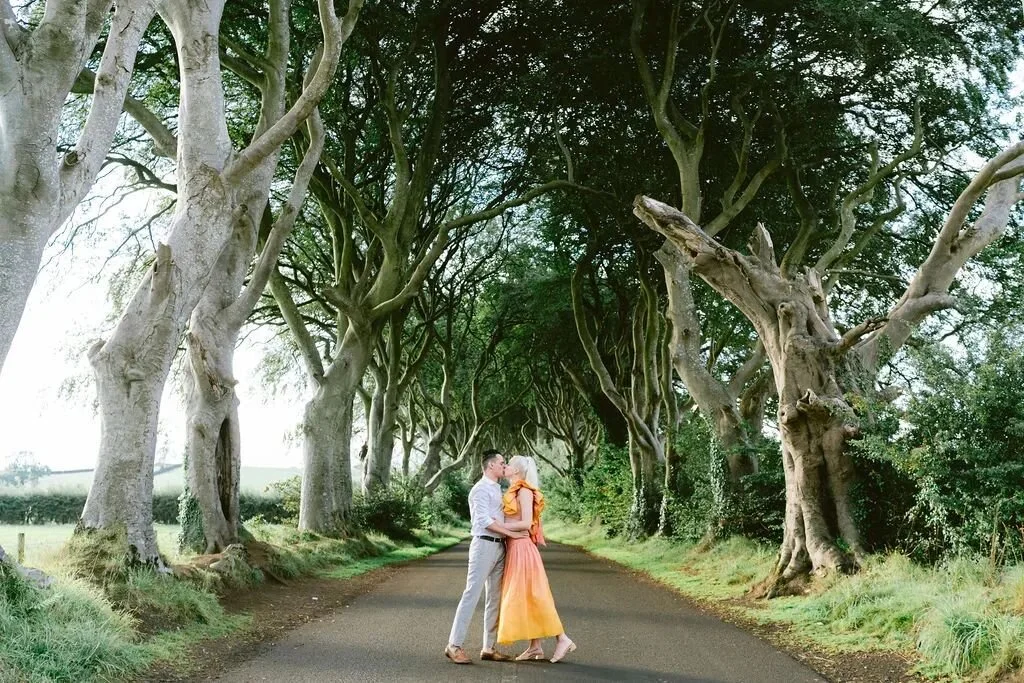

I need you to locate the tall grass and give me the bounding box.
[547,520,1024,681]
[0,523,465,681]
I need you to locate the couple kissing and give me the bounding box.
[444,450,577,665]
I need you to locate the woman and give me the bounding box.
[496,455,577,663]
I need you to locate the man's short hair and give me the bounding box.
[481,449,503,471]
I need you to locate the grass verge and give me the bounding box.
[0,524,465,682]
[545,519,1024,682]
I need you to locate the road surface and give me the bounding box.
[212,541,826,682]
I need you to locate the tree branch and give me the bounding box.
[269,268,325,384]
[223,0,363,184]
[59,0,158,221]
[229,110,325,325]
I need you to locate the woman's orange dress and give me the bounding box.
[496,480,564,644]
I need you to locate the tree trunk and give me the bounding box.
[625,434,661,539]
[418,428,447,486]
[0,225,49,374]
[81,0,234,565]
[636,197,863,593]
[364,374,399,494]
[299,329,372,534]
[179,319,242,553]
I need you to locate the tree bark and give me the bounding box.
[364,376,400,494]
[636,197,865,592]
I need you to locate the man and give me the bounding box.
[444,449,526,664]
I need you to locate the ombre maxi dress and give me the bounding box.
[496,480,564,644]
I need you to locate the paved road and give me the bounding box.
[212,542,826,682]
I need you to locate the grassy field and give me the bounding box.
[546,520,1024,682]
[0,524,183,569]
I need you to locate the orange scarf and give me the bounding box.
[502,480,546,545]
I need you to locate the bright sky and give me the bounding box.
[0,178,310,472]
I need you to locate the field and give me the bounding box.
[0,523,184,569]
[0,465,301,495]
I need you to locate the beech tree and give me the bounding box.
[635,142,1024,593]
[0,0,158,373]
[264,2,581,533]
[80,0,362,564]
[177,2,346,554]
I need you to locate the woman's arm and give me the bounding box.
[503,489,534,531]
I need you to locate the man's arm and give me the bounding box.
[486,520,529,538]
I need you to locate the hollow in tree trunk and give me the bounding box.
[179,323,242,554]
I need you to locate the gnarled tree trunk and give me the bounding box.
[637,198,868,592]
[636,147,1024,591]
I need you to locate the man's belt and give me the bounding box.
[476,535,502,543]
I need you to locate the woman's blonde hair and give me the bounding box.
[507,455,540,488]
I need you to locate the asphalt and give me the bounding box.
[211,541,827,683]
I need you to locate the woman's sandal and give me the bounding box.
[515,647,545,661]
[550,639,576,663]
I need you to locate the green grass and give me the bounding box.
[0,523,465,682]
[546,519,1024,682]
[0,524,182,570]
[320,528,465,579]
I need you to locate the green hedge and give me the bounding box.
[0,493,290,525]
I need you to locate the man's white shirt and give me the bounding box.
[468,476,504,537]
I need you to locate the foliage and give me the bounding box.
[852,334,1024,563]
[720,439,787,545]
[417,472,471,528]
[662,419,785,544]
[264,476,302,525]
[546,443,634,536]
[351,482,424,542]
[176,486,205,554]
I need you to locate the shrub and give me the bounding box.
[264,476,301,525]
[419,471,471,527]
[575,444,634,536]
[852,334,1024,563]
[351,483,422,540]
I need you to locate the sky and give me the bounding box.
[0,178,310,472]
